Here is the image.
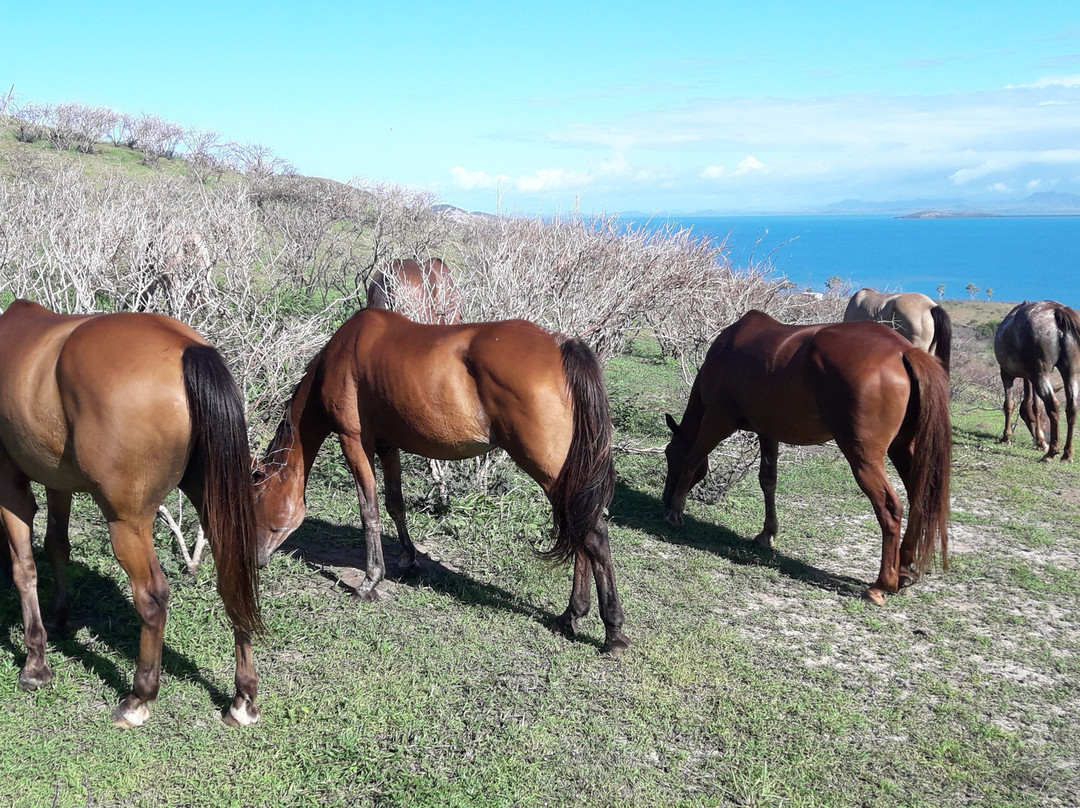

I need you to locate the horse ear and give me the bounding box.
[665,413,679,435]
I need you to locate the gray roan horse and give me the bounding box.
[994,300,1080,462]
[844,288,953,372]
[366,257,461,325]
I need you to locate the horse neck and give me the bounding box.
[677,382,709,445]
[283,365,333,482]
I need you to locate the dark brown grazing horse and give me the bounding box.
[366,257,462,325]
[843,288,953,372]
[663,311,951,604]
[994,300,1080,462]
[0,300,262,727]
[253,307,630,655]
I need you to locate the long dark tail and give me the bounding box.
[540,338,616,564]
[902,349,952,575]
[929,305,952,374]
[182,345,263,635]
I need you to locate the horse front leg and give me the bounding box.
[108,517,170,727]
[754,436,780,549]
[339,434,384,601]
[1,468,52,691]
[1020,379,1048,450]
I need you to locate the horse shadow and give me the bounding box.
[0,553,233,709]
[610,481,868,598]
[273,518,599,649]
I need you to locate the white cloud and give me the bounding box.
[1015,75,1080,89]
[516,168,592,193]
[735,156,765,174]
[451,166,509,190]
[702,165,725,179]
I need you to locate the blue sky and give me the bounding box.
[4,1,1080,214]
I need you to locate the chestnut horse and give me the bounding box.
[662,311,951,604]
[0,300,262,727]
[844,288,953,372]
[253,307,629,655]
[366,257,462,325]
[994,300,1080,462]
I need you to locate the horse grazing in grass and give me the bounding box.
[994,300,1080,462]
[252,307,630,655]
[366,257,462,325]
[0,300,262,727]
[844,288,953,372]
[662,311,951,605]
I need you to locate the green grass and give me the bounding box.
[2,335,1079,807]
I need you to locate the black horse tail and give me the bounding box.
[182,345,263,635]
[539,338,616,564]
[901,349,953,576]
[930,305,953,374]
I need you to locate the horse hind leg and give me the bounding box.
[582,517,630,656]
[1019,379,1048,450]
[378,448,419,570]
[44,489,73,630]
[106,516,170,727]
[999,372,1017,445]
[847,456,905,605]
[1034,377,1061,462]
[1,470,53,690]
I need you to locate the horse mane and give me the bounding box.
[539,336,615,564]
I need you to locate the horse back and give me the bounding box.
[699,312,913,446]
[317,309,569,463]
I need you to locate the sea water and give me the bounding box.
[634,214,1080,308]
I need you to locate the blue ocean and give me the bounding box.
[635,214,1080,308]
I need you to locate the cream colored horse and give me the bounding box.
[844,289,952,372]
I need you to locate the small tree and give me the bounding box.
[966,283,979,300]
[936,283,945,300]
[986,287,994,301]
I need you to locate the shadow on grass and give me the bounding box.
[0,553,232,709]
[274,517,600,651]
[611,481,867,598]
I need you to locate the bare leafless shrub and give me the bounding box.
[225,141,296,179]
[46,102,119,154]
[348,179,463,297]
[181,128,228,185]
[120,113,186,165]
[10,102,51,143]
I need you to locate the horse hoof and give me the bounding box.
[665,510,684,527]
[753,532,775,550]
[601,633,631,658]
[898,569,920,589]
[17,664,54,691]
[224,697,260,728]
[552,612,578,638]
[862,588,887,606]
[112,700,150,728]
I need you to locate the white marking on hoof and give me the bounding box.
[112,703,150,728]
[228,702,260,727]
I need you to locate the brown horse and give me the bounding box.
[844,288,953,372]
[0,300,262,727]
[252,307,630,655]
[994,300,1080,462]
[366,257,462,325]
[662,311,951,604]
